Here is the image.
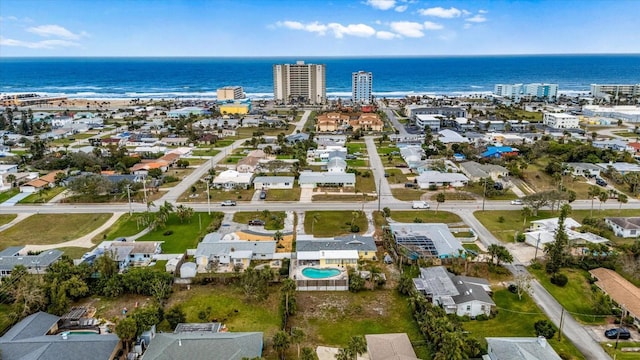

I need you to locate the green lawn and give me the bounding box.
[179,185,256,203]
[347,159,367,167]
[265,188,301,201]
[0,214,112,247]
[92,213,150,242]
[18,186,66,204]
[376,146,399,155]
[214,139,236,148]
[529,267,608,324]
[0,303,13,336]
[0,214,17,226]
[55,246,92,259]
[602,342,640,360]
[429,191,476,201]
[0,188,20,203]
[346,142,367,154]
[384,169,408,184]
[304,210,368,237]
[466,183,518,200]
[464,288,585,360]
[312,194,377,202]
[232,211,285,230]
[222,156,243,164]
[391,188,428,201]
[137,212,224,253]
[388,210,462,224]
[236,125,295,137]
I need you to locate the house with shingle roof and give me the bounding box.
[365,333,419,360]
[0,312,120,360]
[142,331,262,360]
[589,268,640,327]
[605,217,640,238]
[413,266,494,317]
[0,246,63,278]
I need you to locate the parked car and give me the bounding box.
[412,201,430,209]
[596,178,608,187]
[605,328,631,340]
[511,199,523,205]
[494,182,504,190]
[259,191,267,200]
[221,200,237,206]
[384,173,390,177]
[248,219,265,226]
[404,182,418,188]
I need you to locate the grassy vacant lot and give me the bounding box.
[191,149,221,157]
[0,214,112,247]
[292,290,429,359]
[55,246,91,259]
[391,188,428,201]
[429,191,476,201]
[529,267,607,325]
[384,169,408,184]
[347,159,367,167]
[179,185,256,203]
[0,188,19,203]
[265,188,301,201]
[304,210,368,237]
[137,212,224,253]
[388,210,462,224]
[464,288,585,360]
[356,174,376,193]
[93,213,150,242]
[213,139,236,148]
[602,341,640,360]
[233,211,285,230]
[222,155,243,164]
[466,182,518,200]
[346,142,367,154]
[475,209,640,244]
[19,186,66,204]
[0,214,17,226]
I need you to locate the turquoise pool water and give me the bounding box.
[301,267,341,279]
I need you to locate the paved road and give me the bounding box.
[459,210,612,360]
[364,136,401,207]
[380,104,408,137]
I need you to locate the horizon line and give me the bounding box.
[2,52,640,59]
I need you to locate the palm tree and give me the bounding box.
[617,193,628,213]
[274,230,284,243]
[521,206,532,231]
[6,173,16,187]
[334,348,352,360]
[598,191,608,211]
[273,331,291,360]
[435,192,445,214]
[347,336,367,360]
[587,185,600,217]
[487,244,501,265]
[300,347,318,360]
[290,327,304,359]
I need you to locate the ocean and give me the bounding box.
[0,55,639,100]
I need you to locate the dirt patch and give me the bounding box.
[75,295,156,323]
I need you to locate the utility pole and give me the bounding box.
[126,185,132,215]
[206,180,211,215]
[558,308,565,341]
[482,178,487,211]
[615,305,627,350]
[534,233,541,261]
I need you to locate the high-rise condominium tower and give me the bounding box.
[273,61,326,105]
[352,71,373,104]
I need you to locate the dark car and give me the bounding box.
[259,191,267,200]
[605,328,631,340]
[248,219,265,226]
[596,178,608,187]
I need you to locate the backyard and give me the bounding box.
[304,210,368,237]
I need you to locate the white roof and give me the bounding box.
[416,171,469,183]
[298,172,355,185]
[297,250,359,260]
[531,217,581,231]
[213,170,254,183]
[438,129,469,144]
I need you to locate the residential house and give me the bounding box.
[252,176,294,190]
[605,217,640,238]
[326,155,347,173]
[484,337,562,360]
[592,139,633,152]
[105,241,162,271]
[389,223,465,260]
[167,107,210,118]
[596,162,640,175]
[589,268,640,327]
[413,266,495,317]
[296,234,377,261]
[350,113,383,132]
[452,117,476,132]
[564,162,601,178]
[142,328,262,360]
[416,171,469,189]
[481,146,519,159]
[316,112,351,132]
[211,170,254,190]
[365,333,419,360]
[237,149,268,173]
[160,137,190,146]
[477,120,506,132]
[285,133,310,143]
[0,312,120,360]
[0,246,63,278]
[525,217,609,249]
[131,159,170,173]
[298,172,355,188]
[543,112,580,129]
[399,146,424,168]
[296,249,359,268]
[19,170,63,193]
[438,129,469,144]
[195,232,276,272]
[459,161,509,182]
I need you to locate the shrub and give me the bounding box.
[498,216,505,223]
[163,230,173,236]
[516,233,526,243]
[413,217,423,223]
[350,224,360,233]
[550,273,568,287]
[476,314,489,321]
[534,320,556,339]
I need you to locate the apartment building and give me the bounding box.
[273,61,326,104]
[216,86,244,101]
[352,71,373,104]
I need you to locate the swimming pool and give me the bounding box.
[301,267,341,279]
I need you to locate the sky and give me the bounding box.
[1,0,639,57]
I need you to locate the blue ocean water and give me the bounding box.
[0,55,639,99]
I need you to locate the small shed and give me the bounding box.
[180,262,197,279]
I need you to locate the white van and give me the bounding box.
[412,201,430,209]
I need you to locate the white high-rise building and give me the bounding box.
[273,61,326,105]
[591,84,640,100]
[494,83,558,100]
[352,71,373,104]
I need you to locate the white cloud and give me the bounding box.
[327,23,376,38]
[0,36,79,49]
[365,0,396,10]
[465,15,487,23]
[376,31,399,40]
[423,21,443,30]
[418,7,463,18]
[462,9,471,16]
[463,23,472,29]
[389,21,424,38]
[26,24,87,40]
[277,20,375,38]
[478,9,488,14]
[395,5,408,12]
